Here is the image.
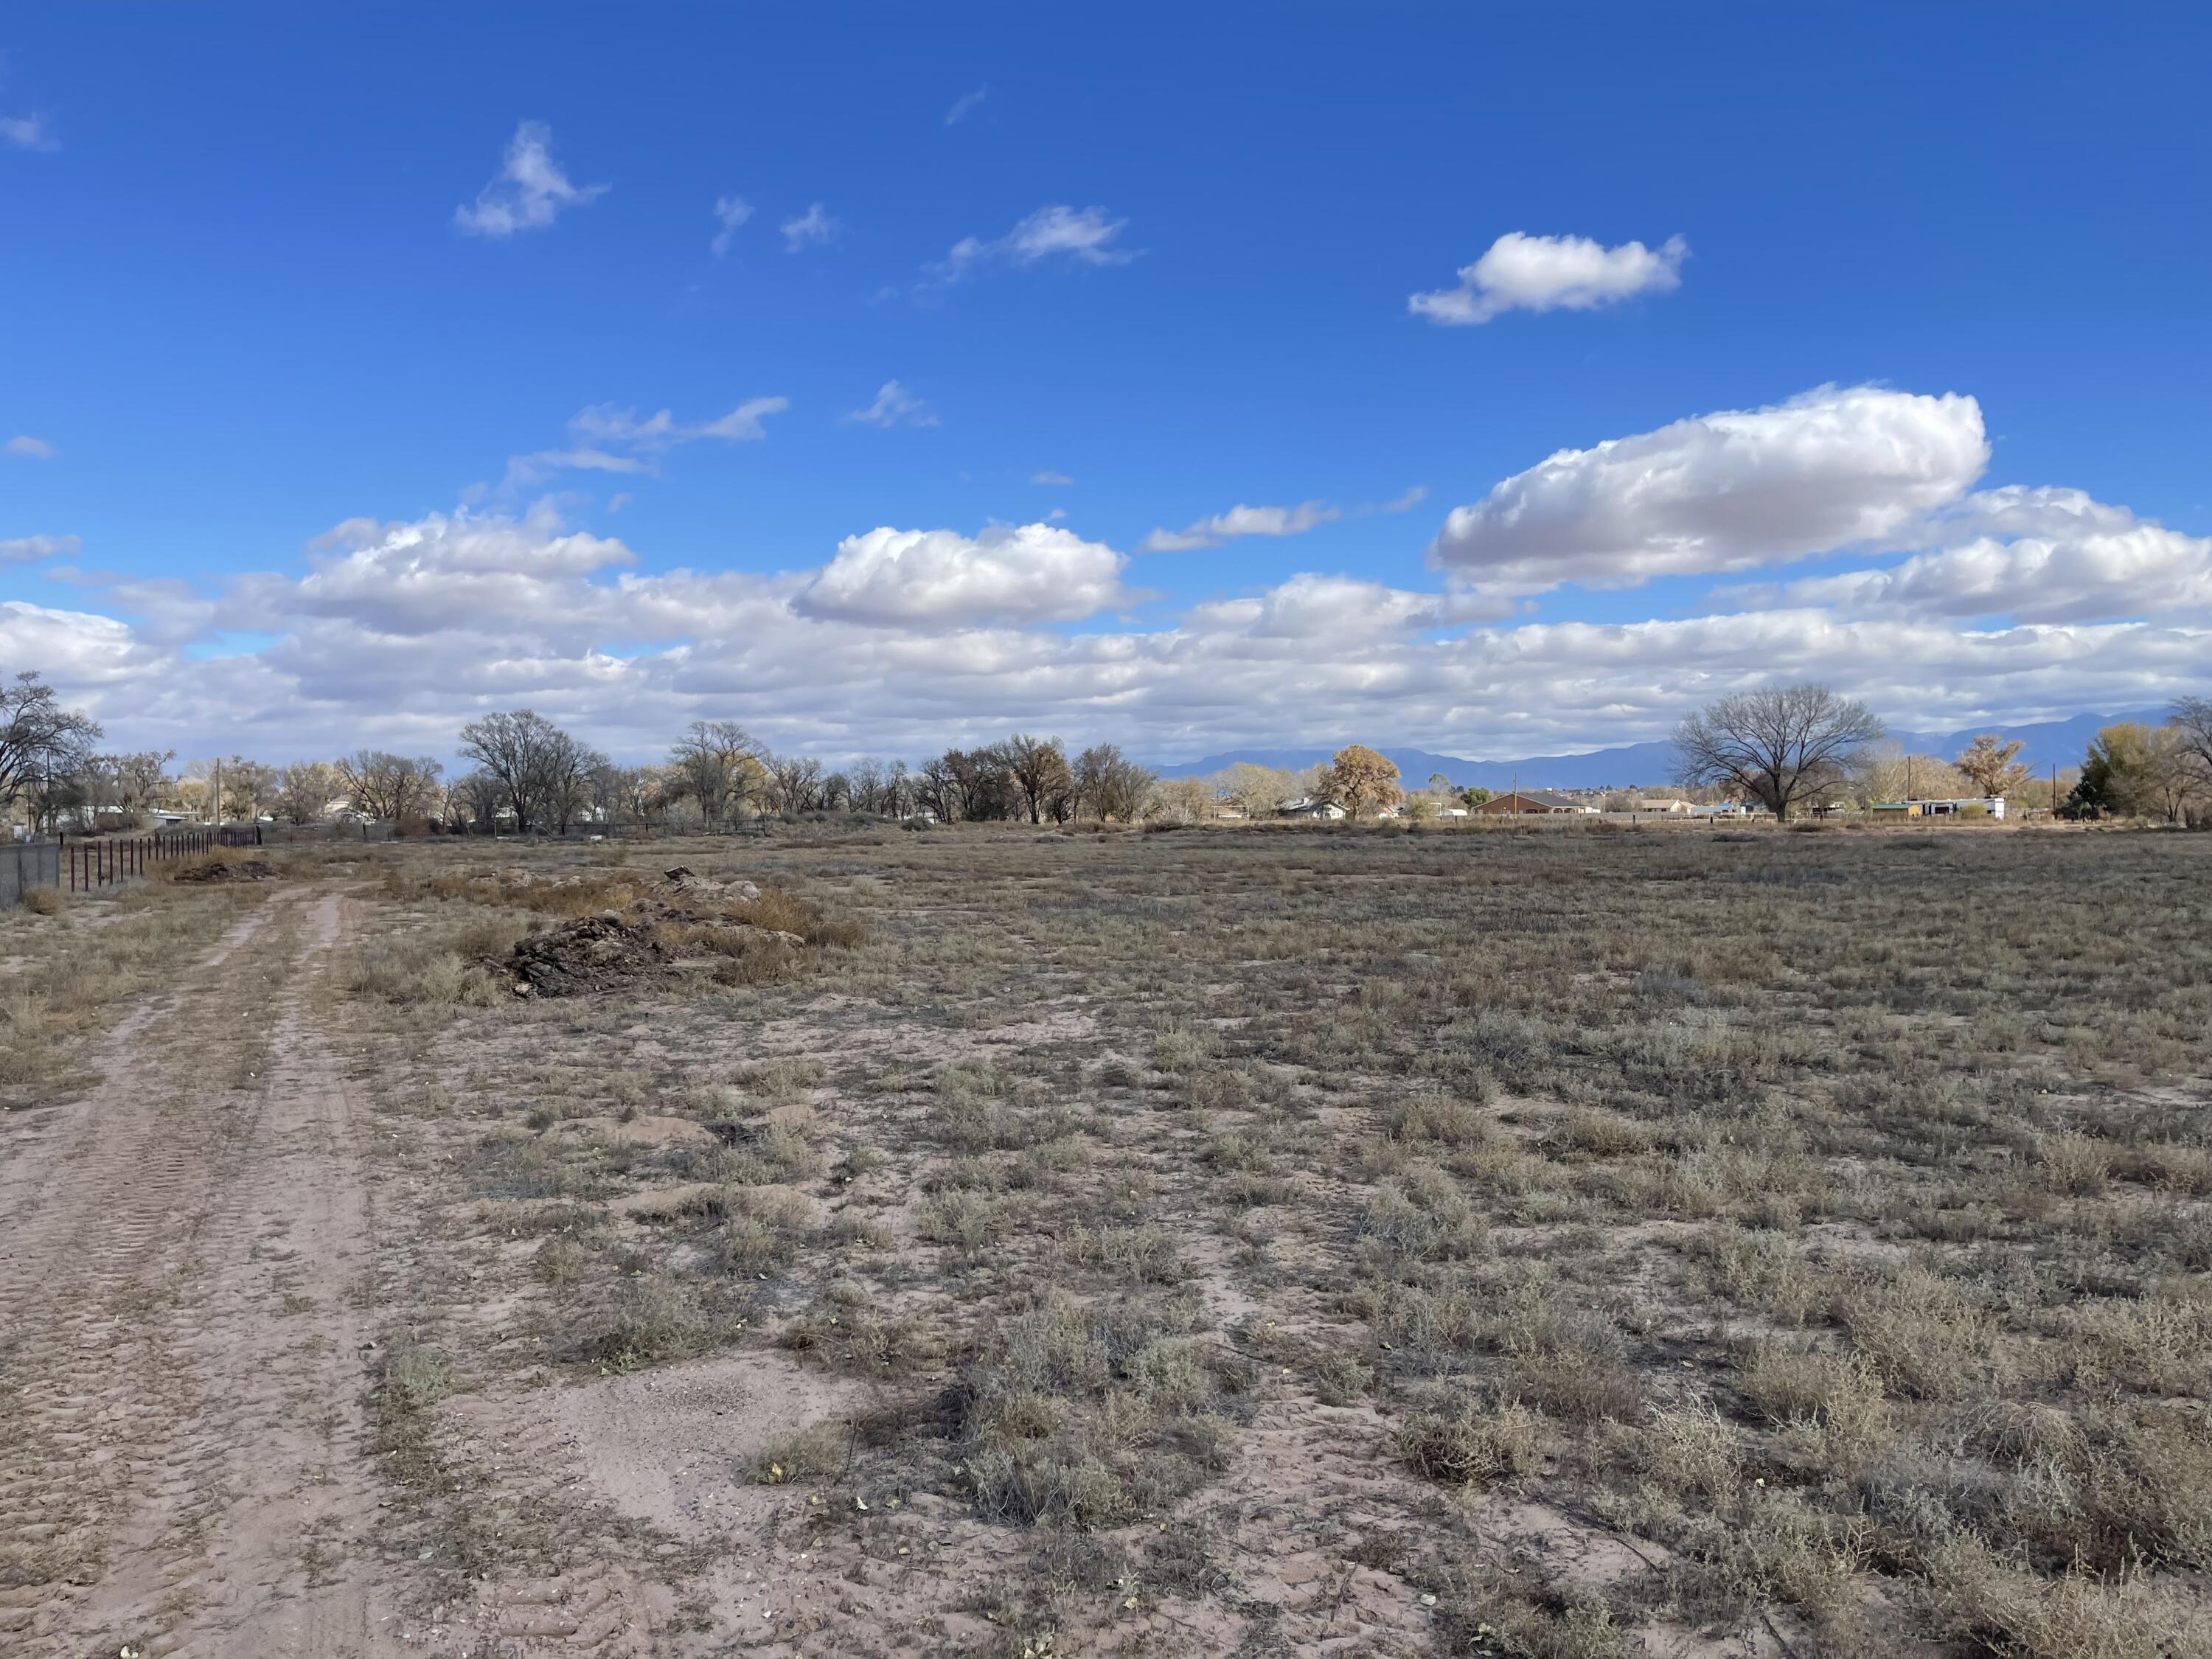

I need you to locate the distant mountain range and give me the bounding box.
[1152,709,2168,792]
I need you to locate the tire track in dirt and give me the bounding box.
[0,891,408,1658]
[0,904,274,1315]
[0,902,281,1647]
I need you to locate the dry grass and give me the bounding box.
[0,867,276,1107]
[310,821,2212,1655]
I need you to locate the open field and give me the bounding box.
[2,821,2209,1658]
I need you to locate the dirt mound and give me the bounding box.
[173,858,281,884]
[506,911,669,997]
[660,866,762,903]
[502,896,803,997]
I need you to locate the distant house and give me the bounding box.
[1437,806,1469,819]
[1871,797,2006,821]
[1626,798,1693,815]
[1686,801,1770,818]
[1473,790,1592,816]
[1279,798,1348,821]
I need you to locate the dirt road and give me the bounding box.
[0,892,404,1658]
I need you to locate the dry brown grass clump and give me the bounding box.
[958,1295,1243,1529]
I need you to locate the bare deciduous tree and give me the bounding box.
[1000,734,1071,825]
[1674,685,1884,821]
[335,751,445,824]
[81,748,177,824]
[456,710,588,833]
[846,757,913,816]
[451,768,508,833]
[766,754,827,815]
[1074,744,1152,822]
[0,671,101,825]
[1148,775,1215,823]
[2173,697,2212,783]
[545,739,606,833]
[608,763,671,830]
[669,720,762,831]
[1213,761,1296,819]
[220,757,280,822]
[276,760,341,824]
[921,748,1016,821]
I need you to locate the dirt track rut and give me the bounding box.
[0,892,406,1658]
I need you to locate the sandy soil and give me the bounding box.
[10,825,2202,1659]
[0,894,405,1658]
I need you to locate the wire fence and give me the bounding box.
[28,825,268,898]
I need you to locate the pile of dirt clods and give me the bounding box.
[501,868,799,997]
[173,858,281,884]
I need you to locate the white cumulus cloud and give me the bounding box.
[454,121,609,238]
[1185,574,1441,639]
[1431,386,1989,594]
[1411,232,1687,326]
[12,498,2209,766]
[795,523,1129,627]
[1734,488,2212,624]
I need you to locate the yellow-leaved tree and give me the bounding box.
[1326,745,1402,819]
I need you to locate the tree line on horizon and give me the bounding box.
[1,669,2208,835]
[1670,684,2212,824]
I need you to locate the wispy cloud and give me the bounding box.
[5,434,56,460]
[710,195,753,257]
[505,397,789,488]
[1141,501,1340,553]
[1032,470,1074,487]
[1,534,80,563]
[945,85,989,126]
[1382,485,1428,514]
[922,204,1135,291]
[781,201,842,252]
[844,381,939,428]
[692,398,790,442]
[1410,232,1686,325]
[454,121,608,238]
[1,113,57,153]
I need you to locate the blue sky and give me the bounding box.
[3,4,2209,765]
